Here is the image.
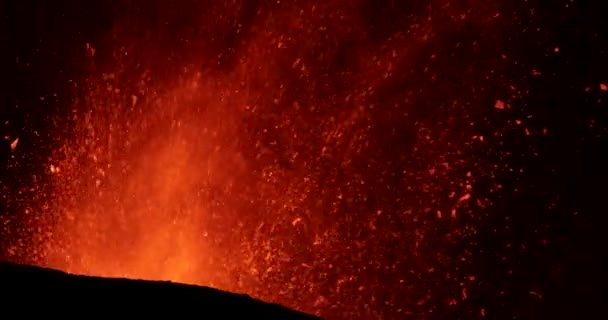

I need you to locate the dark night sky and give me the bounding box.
[1,0,608,319]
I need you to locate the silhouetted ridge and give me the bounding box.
[0,261,321,319]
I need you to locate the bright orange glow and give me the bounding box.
[42,71,253,289]
[24,1,504,317]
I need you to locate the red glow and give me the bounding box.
[17,0,508,317]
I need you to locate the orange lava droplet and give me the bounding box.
[10,137,19,151]
[495,100,505,109]
[458,193,471,203]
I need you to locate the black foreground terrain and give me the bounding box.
[0,261,322,319]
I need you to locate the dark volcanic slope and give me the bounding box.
[0,261,321,319]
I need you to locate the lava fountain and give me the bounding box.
[15,0,508,318]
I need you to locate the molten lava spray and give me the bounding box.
[5,0,539,318]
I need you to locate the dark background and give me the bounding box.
[1,0,607,319]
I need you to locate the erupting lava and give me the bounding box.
[5,0,521,318]
[43,69,251,286]
[4,0,605,318]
